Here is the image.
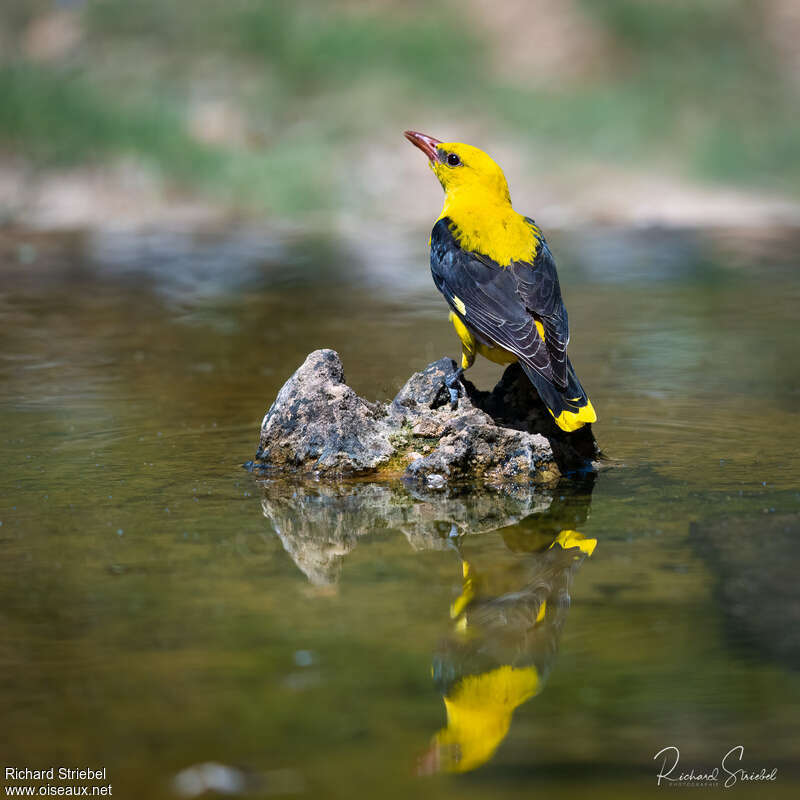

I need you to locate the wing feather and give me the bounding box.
[430,218,570,389]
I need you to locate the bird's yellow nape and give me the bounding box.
[432,142,511,206]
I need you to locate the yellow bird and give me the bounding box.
[405,131,596,432]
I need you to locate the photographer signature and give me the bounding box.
[654,745,778,788]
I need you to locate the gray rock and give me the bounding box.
[254,349,598,487]
[391,357,460,413]
[403,415,555,488]
[256,349,394,474]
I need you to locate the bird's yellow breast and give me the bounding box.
[435,665,540,773]
[438,199,538,267]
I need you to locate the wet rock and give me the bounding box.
[254,349,598,488]
[403,416,556,488]
[256,349,394,473]
[391,356,458,413]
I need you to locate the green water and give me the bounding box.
[1,225,799,798]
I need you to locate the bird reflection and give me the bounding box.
[259,474,595,775]
[421,477,596,774]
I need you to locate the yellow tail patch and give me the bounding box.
[550,397,597,432]
[550,529,597,556]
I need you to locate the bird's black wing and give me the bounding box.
[512,219,570,388]
[430,217,569,388]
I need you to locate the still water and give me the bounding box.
[1,224,799,798]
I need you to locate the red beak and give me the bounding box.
[404,130,442,162]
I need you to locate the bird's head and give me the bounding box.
[404,131,511,205]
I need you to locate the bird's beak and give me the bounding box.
[404,130,442,162]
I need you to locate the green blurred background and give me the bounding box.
[1,0,799,230]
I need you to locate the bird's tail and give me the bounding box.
[520,358,596,433]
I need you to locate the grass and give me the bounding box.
[0,0,797,215]
[576,0,800,187]
[0,61,342,212]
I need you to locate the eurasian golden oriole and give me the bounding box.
[405,131,596,432]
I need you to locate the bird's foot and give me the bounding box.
[445,524,464,554]
[444,367,464,410]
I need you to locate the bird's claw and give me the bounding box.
[445,524,463,554]
[444,368,464,410]
[447,385,460,409]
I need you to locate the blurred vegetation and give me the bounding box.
[0,0,798,215]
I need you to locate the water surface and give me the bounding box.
[1,224,799,798]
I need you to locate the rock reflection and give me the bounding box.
[260,475,595,773]
[260,480,556,585]
[691,511,800,670]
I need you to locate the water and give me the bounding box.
[1,224,799,798]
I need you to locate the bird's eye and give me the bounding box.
[447,152,461,166]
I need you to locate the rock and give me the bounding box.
[403,417,555,488]
[254,349,599,488]
[391,357,457,413]
[256,349,394,473]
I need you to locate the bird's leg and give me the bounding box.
[444,366,464,410]
[445,523,464,554]
[442,346,474,410]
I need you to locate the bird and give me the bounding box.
[404,131,596,432]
